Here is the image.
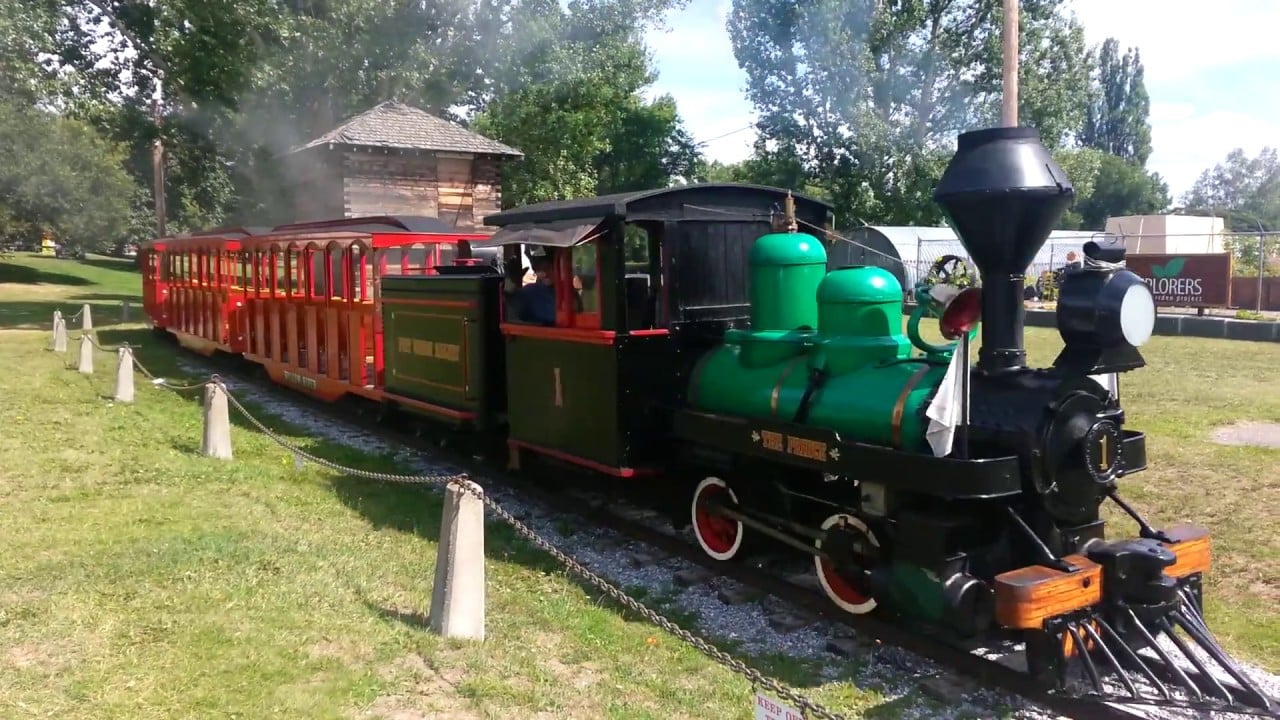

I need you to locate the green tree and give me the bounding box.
[1182,147,1280,272]
[1079,38,1152,166]
[0,0,65,105]
[470,0,701,206]
[35,0,700,230]
[0,100,136,251]
[1052,148,1169,229]
[1053,147,1104,229]
[726,0,1092,225]
[595,94,702,193]
[1076,153,1168,228]
[1183,147,1280,231]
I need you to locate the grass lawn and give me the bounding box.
[0,252,1278,720]
[0,253,893,719]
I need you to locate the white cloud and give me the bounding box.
[1066,0,1280,198]
[1069,0,1280,85]
[1147,103,1280,201]
[645,0,1280,188]
[643,0,758,163]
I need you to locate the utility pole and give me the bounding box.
[1002,0,1019,126]
[152,92,167,238]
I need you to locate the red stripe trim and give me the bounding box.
[382,391,477,421]
[507,439,658,478]
[384,298,475,309]
[501,323,617,345]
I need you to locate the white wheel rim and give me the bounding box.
[691,476,744,561]
[814,513,878,614]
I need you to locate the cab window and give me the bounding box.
[562,241,600,328]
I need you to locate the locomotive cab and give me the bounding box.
[473,184,839,479]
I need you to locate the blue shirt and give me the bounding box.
[516,282,556,325]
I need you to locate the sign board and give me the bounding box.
[754,692,804,720]
[1122,253,1233,307]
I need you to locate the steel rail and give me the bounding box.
[159,345,1278,720]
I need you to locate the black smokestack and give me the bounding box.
[933,127,1074,372]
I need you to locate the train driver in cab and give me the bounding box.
[504,249,557,325]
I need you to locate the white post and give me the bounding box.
[429,479,486,641]
[121,300,130,323]
[78,334,94,375]
[114,347,136,403]
[81,303,93,330]
[201,382,233,460]
[53,316,67,353]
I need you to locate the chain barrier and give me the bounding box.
[129,355,210,392]
[83,333,124,354]
[43,311,846,719]
[62,327,207,392]
[215,383,847,720]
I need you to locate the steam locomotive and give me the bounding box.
[142,126,1274,712]
[675,127,1270,709]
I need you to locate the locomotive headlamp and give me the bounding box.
[1053,241,1156,375]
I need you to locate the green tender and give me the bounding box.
[380,275,495,427]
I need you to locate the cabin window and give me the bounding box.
[572,242,599,314]
[308,250,325,298]
[351,246,369,301]
[622,223,664,330]
[562,241,601,329]
[330,249,345,299]
[378,247,403,276]
[406,245,428,274]
[438,242,458,268]
[275,251,289,296]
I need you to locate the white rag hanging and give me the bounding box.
[1089,372,1118,399]
[924,346,966,457]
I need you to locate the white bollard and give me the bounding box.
[78,334,93,375]
[81,303,92,330]
[120,300,130,323]
[53,317,67,353]
[114,347,135,403]
[201,382,233,460]
[429,479,486,641]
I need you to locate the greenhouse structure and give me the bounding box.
[839,225,1111,296]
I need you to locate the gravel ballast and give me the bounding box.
[175,361,1280,720]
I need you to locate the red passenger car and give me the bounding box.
[142,227,265,353]
[236,216,489,401]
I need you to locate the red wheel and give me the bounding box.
[814,513,878,614]
[691,477,744,561]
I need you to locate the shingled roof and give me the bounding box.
[289,101,523,157]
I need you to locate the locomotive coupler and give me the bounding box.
[1087,538,1180,611]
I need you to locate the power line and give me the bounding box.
[693,123,757,148]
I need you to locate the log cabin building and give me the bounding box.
[281,101,523,233]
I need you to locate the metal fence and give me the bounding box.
[891,230,1280,307]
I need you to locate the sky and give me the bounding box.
[641,0,1280,202]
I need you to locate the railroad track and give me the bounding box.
[160,344,1278,720]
